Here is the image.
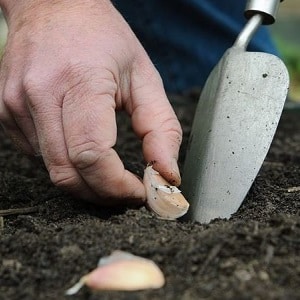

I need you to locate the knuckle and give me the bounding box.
[23,72,46,94]
[49,166,80,189]
[172,122,183,142]
[172,129,183,145]
[23,73,53,111]
[68,141,104,171]
[163,116,183,140]
[23,71,56,106]
[2,85,22,108]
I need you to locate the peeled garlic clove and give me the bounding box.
[143,165,189,220]
[65,250,165,295]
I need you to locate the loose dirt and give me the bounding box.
[0,95,299,300]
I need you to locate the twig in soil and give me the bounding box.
[264,245,275,264]
[287,186,300,193]
[0,206,39,217]
[199,243,223,274]
[0,217,4,230]
[263,161,284,167]
[253,221,259,235]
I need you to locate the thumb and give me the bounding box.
[129,65,182,186]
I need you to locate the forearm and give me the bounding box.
[0,0,113,28]
[0,0,113,24]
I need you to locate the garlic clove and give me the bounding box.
[143,165,189,220]
[87,252,165,291]
[97,249,140,266]
[65,250,165,295]
[65,278,86,296]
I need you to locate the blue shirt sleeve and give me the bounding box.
[113,0,278,93]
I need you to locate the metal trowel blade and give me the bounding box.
[181,47,289,223]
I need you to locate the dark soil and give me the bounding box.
[0,95,299,300]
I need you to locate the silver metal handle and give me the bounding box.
[234,0,284,50]
[244,0,283,25]
[234,14,263,49]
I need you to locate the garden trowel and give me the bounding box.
[181,0,289,223]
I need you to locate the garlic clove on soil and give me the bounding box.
[143,165,189,220]
[65,250,165,295]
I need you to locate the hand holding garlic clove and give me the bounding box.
[143,165,189,220]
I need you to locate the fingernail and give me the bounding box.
[171,158,181,185]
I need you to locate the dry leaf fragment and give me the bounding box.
[65,250,165,295]
[143,165,189,220]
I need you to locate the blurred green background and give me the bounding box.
[0,12,6,57]
[272,1,300,103]
[0,3,299,103]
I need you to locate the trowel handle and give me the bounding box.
[244,0,284,25]
[235,0,284,49]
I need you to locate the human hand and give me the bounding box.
[0,0,182,205]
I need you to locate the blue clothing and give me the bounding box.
[113,0,278,93]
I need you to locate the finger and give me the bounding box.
[0,80,35,154]
[0,110,35,155]
[62,83,145,205]
[25,87,99,201]
[2,78,41,153]
[0,47,36,154]
[129,63,182,186]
